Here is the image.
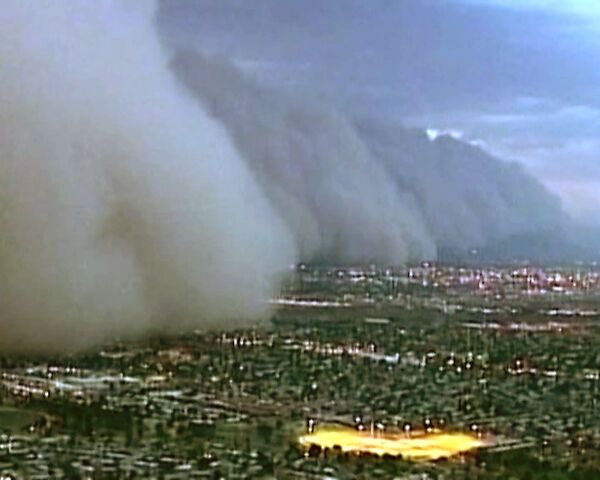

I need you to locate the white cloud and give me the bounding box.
[425,128,464,141]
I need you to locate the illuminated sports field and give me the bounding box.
[299,427,487,461]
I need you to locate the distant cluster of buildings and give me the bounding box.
[404,263,600,297]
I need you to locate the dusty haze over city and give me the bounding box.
[0,0,599,351]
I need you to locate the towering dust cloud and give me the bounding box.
[0,1,570,352]
[0,1,296,352]
[172,53,437,265]
[170,52,566,263]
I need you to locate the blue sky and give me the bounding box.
[159,0,600,223]
[457,0,600,19]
